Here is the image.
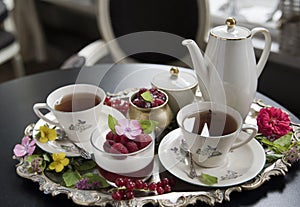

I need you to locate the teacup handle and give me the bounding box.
[231,124,258,150]
[33,103,61,127]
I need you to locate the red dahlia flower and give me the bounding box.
[257,107,291,141]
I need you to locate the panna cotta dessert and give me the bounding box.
[90,115,155,182]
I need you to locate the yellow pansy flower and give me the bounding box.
[49,152,70,173]
[39,125,57,143]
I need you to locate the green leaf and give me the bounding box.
[259,133,293,154]
[108,114,118,134]
[43,153,51,162]
[25,154,41,163]
[72,158,97,171]
[198,173,218,186]
[266,153,283,162]
[82,173,110,188]
[260,138,285,154]
[62,169,81,187]
[273,132,292,150]
[139,120,158,134]
[141,91,153,102]
[44,170,63,184]
[35,131,41,138]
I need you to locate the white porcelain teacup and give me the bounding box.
[177,102,258,168]
[33,84,106,143]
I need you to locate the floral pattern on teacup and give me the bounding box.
[69,120,92,133]
[195,145,222,158]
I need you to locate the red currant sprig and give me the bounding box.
[111,177,172,201]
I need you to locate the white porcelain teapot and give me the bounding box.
[183,17,272,119]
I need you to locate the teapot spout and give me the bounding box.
[182,39,226,105]
[182,39,210,101]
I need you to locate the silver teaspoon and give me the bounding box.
[55,129,92,159]
[180,139,198,179]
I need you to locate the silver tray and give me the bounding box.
[14,99,300,207]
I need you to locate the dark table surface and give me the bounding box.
[0,63,299,207]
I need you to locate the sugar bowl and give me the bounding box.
[151,67,198,114]
[128,88,173,133]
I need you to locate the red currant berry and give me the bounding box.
[135,179,144,189]
[125,191,135,200]
[115,178,125,187]
[112,191,122,201]
[126,181,136,191]
[125,178,132,183]
[148,182,157,191]
[161,178,170,186]
[156,181,162,187]
[164,184,172,193]
[156,186,165,195]
[143,182,148,190]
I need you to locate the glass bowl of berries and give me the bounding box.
[128,88,173,132]
[90,115,156,183]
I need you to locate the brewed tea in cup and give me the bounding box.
[177,102,258,167]
[33,84,106,143]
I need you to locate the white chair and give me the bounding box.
[61,0,210,69]
[0,0,25,77]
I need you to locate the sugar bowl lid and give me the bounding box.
[210,17,251,40]
[151,67,198,91]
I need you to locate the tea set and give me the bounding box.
[32,17,271,187]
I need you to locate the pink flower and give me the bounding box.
[115,119,142,140]
[13,136,36,157]
[257,107,291,140]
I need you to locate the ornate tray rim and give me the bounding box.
[14,98,299,207]
[15,155,291,207]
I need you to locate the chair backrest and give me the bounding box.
[97,0,210,66]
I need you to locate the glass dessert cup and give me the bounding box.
[90,128,155,183]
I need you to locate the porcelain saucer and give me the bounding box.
[33,105,125,157]
[158,128,266,187]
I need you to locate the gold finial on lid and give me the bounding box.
[170,67,179,77]
[226,17,236,29]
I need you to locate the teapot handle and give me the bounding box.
[250,28,272,77]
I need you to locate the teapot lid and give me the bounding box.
[151,67,197,91]
[210,17,251,40]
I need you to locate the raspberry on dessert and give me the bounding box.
[126,141,139,153]
[110,143,129,154]
[106,131,115,140]
[103,141,112,152]
[120,135,129,145]
[135,134,152,149]
[113,134,121,143]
